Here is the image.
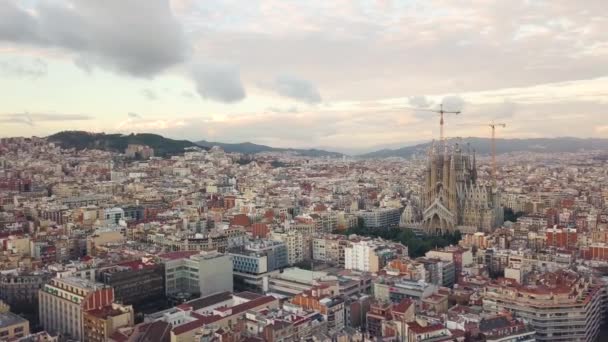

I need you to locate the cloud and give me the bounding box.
[191,62,246,103]
[0,0,188,77]
[408,96,433,108]
[493,100,517,119]
[266,106,300,114]
[190,1,608,101]
[273,75,322,104]
[181,90,195,99]
[441,96,465,112]
[0,58,48,78]
[0,113,93,126]
[127,112,141,118]
[116,118,187,131]
[141,89,159,101]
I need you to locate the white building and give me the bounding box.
[160,251,233,297]
[104,207,124,226]
[271,231,305,265]
[344,240,379,272]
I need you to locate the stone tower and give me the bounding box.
[422,142,502,234]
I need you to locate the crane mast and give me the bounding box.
[405,103,461,148]
[489,122,506,186]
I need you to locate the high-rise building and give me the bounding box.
[422,143,503,234]
[39,277,115,341]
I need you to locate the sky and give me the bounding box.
[0,0,606,154]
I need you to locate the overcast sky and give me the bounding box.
[0,0,606,153]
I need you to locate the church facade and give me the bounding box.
[422,143,503,234]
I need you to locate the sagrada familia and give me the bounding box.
[421,142,503,234]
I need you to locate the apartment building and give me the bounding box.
[39,277,115,341]
[482,270,605,341]
[159,251,233,297]
[0,312,30,340]
[98,258,165,307]
[357,208,401,229]
[82,303,134,342]
[270,230,306,265]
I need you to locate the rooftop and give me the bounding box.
[53,276,107,291]
[157,251,200,261]
[86,305,130,319]
[184,291,232,311]
[0,312,28,328]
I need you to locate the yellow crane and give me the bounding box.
[404,104,461,145]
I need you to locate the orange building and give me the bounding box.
[545,227,577,249]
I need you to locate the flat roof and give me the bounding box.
[0,312,28,328]
[273,267,328,283]
[54,276,107,291]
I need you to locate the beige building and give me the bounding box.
[83,303,134,342]
[39,277,115,341]
[0,312,30,340]
[5,236,31,257]
[86,229,125,256]
[313,235,351,267]
[271,230,305,265]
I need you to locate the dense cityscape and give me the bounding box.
[1,1,607,341]
[0,133,607,342]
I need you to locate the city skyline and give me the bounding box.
[0,0,607,153]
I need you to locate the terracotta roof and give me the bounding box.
[392,299,414,314]
[231,296,276,315]
[109,331,129,342]
[85,305,127,319]
[235,291,264,300]
[158,251,200,260]
[407,322,446,334]
[140,321,172,342]
[173,296,277,336]
[186,291,232,310]
[117,259,158,270]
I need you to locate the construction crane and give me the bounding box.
[488,122,506,186]
[404,104,461,145]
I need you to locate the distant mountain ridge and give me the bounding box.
[195,140,343,157]
[358,137,608,159]
[47,131,198,157]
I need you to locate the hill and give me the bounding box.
[195,140,343,157]
[48,131,197,157]
[358,137,608,159]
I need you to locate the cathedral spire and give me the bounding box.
[472,149,478,181]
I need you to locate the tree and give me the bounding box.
[504,208,524,222]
